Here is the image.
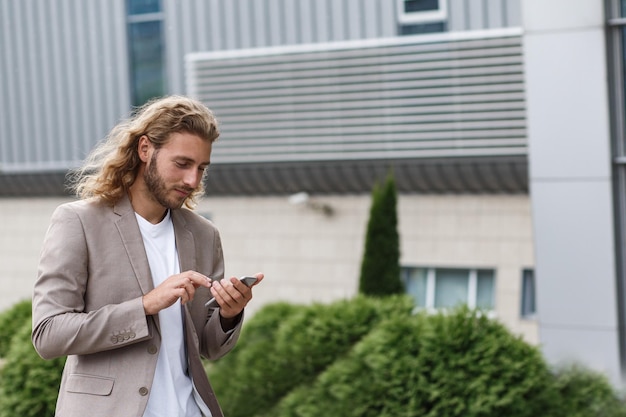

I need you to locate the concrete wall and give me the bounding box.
[0,194,537,344]
[522,0,621,383]
[0,198,65,309]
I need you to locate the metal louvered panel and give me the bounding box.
[0,0,130,174]
[187,29,526,165]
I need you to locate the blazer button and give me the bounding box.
[110,336,118,344]
[147,345,157,354]
[139,387,149,396]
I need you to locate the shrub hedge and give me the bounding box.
[270,307,558,417]
[552,365,626,417]
[208,295,416,417]
[209,300,626,417]
[0,319,65,417]
[1,297,625,417]
[0,298,32,357]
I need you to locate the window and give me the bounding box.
[400,22,445,36]
[402,267,495,310]
[397,0,447,24]
[520,269,536,318]
[127,0,160,15]
[127,0,165,107]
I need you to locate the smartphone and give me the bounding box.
[205,276,258,308]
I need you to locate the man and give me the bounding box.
[32,95,262,417]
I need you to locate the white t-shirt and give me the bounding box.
[136,211,203,417]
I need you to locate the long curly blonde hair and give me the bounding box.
[68,96,220,208]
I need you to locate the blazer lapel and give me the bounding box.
[174,211,224,413]
[113,195,154,295]
[172,209,196,273]
[183,305,225,417]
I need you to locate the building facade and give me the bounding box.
[0,0,623,385]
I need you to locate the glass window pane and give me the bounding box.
[128,21,165,107]
[476,270,495,309]
[521,269,536,317]
[400,22,445,35]
[404,0,439,13]
[403,267,427,307]
[434,269,468,308]
[128,0,161,15]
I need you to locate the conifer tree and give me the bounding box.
[358,172,404,296]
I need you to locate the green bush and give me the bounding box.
[270,312,429,417]
[413,308,558,417]
[1,297,624,417]
[212,300,626,417]
[272,307,558,417]
[0,299,32,357]
[0,319,65,417]
[551,365,626,417]
[209,295,415,417]
[207,302,306,417]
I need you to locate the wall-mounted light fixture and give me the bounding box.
[288,192,334,216]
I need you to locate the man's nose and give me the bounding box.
[183,169,201,187]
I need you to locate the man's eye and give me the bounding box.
[175,161,188,168]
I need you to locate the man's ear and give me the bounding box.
[137,135,152,163]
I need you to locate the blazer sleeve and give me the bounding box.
[32,204,151,360]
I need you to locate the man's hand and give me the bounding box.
[211,272,264,319]
[142,271,211,315]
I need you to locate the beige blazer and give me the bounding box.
[32,195,241,417]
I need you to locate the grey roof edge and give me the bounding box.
[0,156,528,198]
[204,156,528,195]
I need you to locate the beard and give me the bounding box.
[144,151,193,210]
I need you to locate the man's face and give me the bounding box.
[143,132,212,210]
